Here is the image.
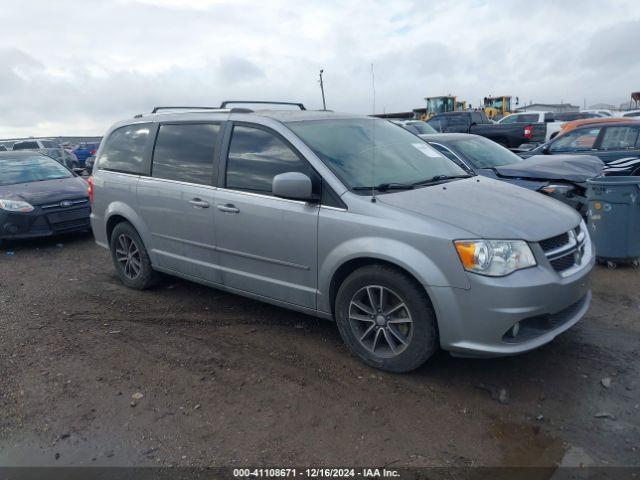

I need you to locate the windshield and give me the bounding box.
[443,136,522,168]
[0,155,73,186]
[404,121,437,134]
[287,118,466,190]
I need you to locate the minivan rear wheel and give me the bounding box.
[109,222,158,289]
[335,264,438,373]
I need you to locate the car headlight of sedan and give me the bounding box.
[0,199,35,213]
[454,239,536,276]
[539,184,575,195]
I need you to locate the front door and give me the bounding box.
[137,122,222,283]
[214,123,320,309]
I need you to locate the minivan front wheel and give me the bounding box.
[335,264,438,373]
[109,222,158,289]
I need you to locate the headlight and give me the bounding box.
[540,184,574,195]
[0,199,34,212]
[454,239,537,276]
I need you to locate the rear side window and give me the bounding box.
[514,114,538,123]
[99,124,150,174]
[471,112,485,124]
[428,116,447,132]
[152,123,219,185]
[225,125,315,194]
[13,141,39,150]
[599,127,640,150]
[550,128,601,152]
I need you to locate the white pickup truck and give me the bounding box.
[497,111,563,141]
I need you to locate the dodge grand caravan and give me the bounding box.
[90,102,594,372]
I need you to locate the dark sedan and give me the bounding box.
[421,133,603,215]
[0,152,91,241]
[520,121,640,175]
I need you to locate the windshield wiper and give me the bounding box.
[352,182,415,192]
[412,174,474,186]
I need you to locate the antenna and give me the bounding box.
[371,63,377,202]
[318,69,327,110]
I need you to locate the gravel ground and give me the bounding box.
[0,233,638,469]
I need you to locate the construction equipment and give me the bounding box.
[456,100,468,111]
[483,96,513,120]
[424,95,457,119]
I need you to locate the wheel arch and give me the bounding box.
[103,202,155,261]
[327,257,435,319]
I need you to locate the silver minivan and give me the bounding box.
[90,103,594,372]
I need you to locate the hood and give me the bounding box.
[495,155,604,183]
[378,176,580,242]
[0,176,88,206]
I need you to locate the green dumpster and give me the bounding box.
[586,176,640,268]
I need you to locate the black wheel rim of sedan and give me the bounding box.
[348,285,413,358]
[115,234,142,279]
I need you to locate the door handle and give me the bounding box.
[216,203,240,214]
[188,198,210,208]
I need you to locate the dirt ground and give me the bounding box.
[0,233,638,469]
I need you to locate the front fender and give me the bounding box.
[317,236,470,314]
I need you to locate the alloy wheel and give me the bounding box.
[115,234,142,279]
[348,285,413,358]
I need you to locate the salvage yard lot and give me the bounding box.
[0,234,638,467]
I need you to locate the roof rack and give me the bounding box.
[219,101,306,110]
[151,106,230,113]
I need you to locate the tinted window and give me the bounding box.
[99,124,150,174]
[0,155,72,186]
[599,127,640,150]
[12,141,39,150]
[427,116,447,132]
[403,121,437,134]
[550,128,601,152]
[515,114,539,123]
[623,111,640,118]
[446,115,468,126]
[499,115,518,124]
[152,123,219,185]
[226,126,315,194]
[471,112,485,124]
[42,141,59,148]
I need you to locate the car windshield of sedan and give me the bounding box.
[443,136,523,168]
[403,121,437,135]
[0,155,73,186]
[287,118,467,190]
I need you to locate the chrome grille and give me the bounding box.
[539,224,587,275]
[40,198,89,210]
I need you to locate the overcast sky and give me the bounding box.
[1,0,639,137]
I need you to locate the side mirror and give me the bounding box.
[541,144,551,154]
[272,172,316,201]
[72,167,86,175]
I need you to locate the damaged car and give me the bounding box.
[422,133,603,216]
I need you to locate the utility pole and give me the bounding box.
[318,69,327,110]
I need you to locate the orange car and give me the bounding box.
[554,117,635,138]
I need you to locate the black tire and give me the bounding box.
[109,221,158,289]
[335,264,438,373]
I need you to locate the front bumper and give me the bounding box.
[1,203,91,240]
[428,241,595,357]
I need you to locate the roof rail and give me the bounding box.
[220,101,306,110]
[151,106,227,113]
